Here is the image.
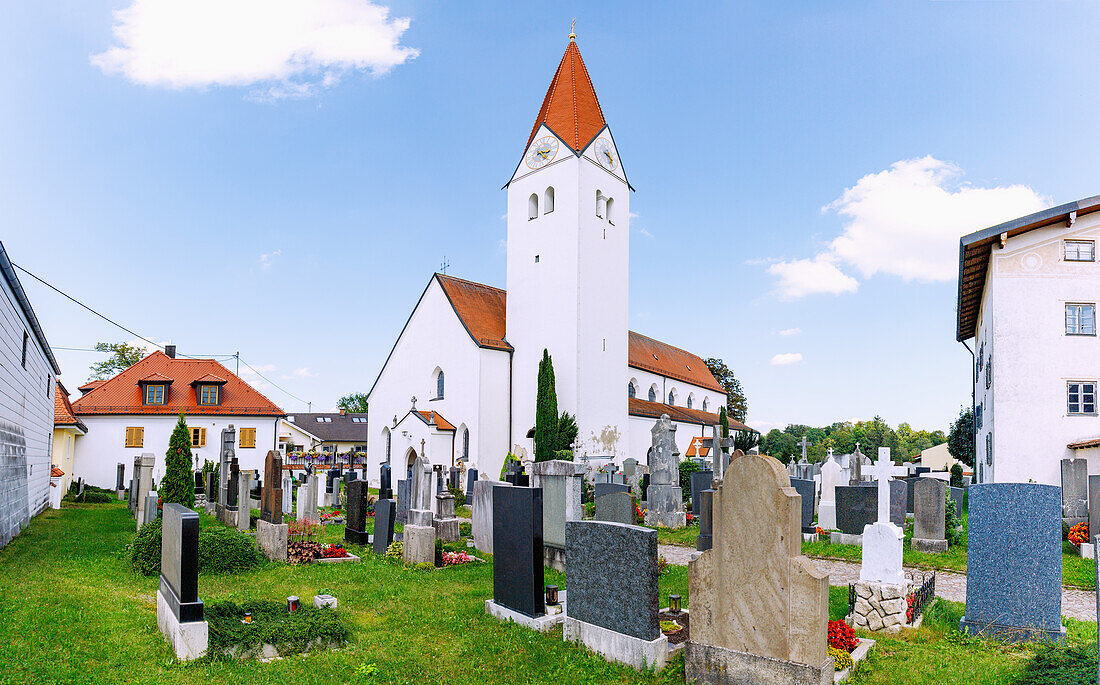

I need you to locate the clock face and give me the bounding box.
[594,138,616,170]
[526,136,559,169]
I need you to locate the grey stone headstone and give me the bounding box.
[594,482,629,500]
[1061,458,1088,525]
[949,485,966,515]
[492,486,544,617]
[565,520,659,641]
[595,472,611,484]
[142,493,158,525]
[888,479,907,527]
[531,460,584,550]
[690,470,713,515]
[960,483,1064,643]
[696,489,714,552]
[160,503,202,622]
[594,491,634,525]
[396,479,410,525]
[373,499,396,555]
[1089,475,1100,534]
[472,479,509,554]
[913,478,946,542]
[789,477,816,534]
[904,477,919,514]
[116,463,125,491]
[622,458,638,477]
[648,416,680,486]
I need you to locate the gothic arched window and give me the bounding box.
[544,187,555,214]
[435,368,445,400]
[528,193,539,220]
[606,197,615,225]
[462,427,470,460]
[648,385,657,403]
[628,382,636,399]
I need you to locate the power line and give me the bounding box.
[237,357,311,408]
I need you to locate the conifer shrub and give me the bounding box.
[160,414,194,507]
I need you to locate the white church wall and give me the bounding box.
[627,366,724,414]
[367,278,488,486]
[477,347,510,480]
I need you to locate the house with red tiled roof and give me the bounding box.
[70,347,284,489]
[365,37,751,482]
[52,381,87,494]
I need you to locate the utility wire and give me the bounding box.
[15,263,312,409]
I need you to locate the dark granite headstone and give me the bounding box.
[227,458,240,508]
[373,498,396,554]
[395,479,410,525]
[565,520,659,641]
[641,473,650,496]
[594,491,634,525]
[505,472,529,487]
[690,470,713,515]
[379,464,393,500]
[465,468,479,498]
[205,472,217,502]
[949,485,965,514]
[889,478,906,527]
[789,477,816,534]
[160,503,202,622]
[961,483,1064,643]
[449,466,461,490]
[696,489,714,552]
[193,471,204,495]
[492,486,544,617]
[128,477,136,511]
[435,465,445,494]
[904,477,919,514]
[261,451,283,524]
[116,463,125,491]
[345,480,371,545]
[594,482,629,500]
[915,467,930,475]
[835,485,876,535]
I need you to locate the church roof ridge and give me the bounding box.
[434,272,505,294]
[526,39,607,153]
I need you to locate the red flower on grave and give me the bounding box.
[827,620,857,652]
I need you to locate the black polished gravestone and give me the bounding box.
[696,489,715,552]
[492,486,544,617]
[116,463,126,491]
[566,520,660,641]
[504,471,529,487]
[835,485,876,535]
[193,471,204,496]
[395,479,410,525]
[889,479,907,526]
[205,472,217,503]
[905,477,919,514]
[160,504,203,622]
[465,468,479,498]
[690,470,713,515]
[373,499,396,555]
[789,477,816,534]
[344,480,371,546]
[378,463,393,500]
[594,482,629,500]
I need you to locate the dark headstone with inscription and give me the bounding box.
[492,486,544,617]
[379,463,393,500]
[345,480,371,546]
[373,499,396,555]
[261,451,283,524]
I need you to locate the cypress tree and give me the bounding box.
[719,406,729,456]
[161,414,195,508]
[534,349,559,462]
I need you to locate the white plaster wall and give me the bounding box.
[982,217,1100,485]
[626,416,713,467]
[367,278,499,486]
[628,367,724,414]
[477,347,510,480]
[72,415,279,489]
[51,428,79,492]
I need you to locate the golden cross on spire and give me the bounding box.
[569,18,576,41]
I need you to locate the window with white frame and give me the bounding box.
[1068,382,1097,415]
[985,432,993,465]
[648,386,657,403]
[1066,304,1096,335]
[1066,240,1095,262]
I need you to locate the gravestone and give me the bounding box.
[835,486,877,536]
[1089,475,1100,536]
[849,445,865,485]
[564,520,665,670]
[960,483,1065,643]
[379,463,393,500]
[710,425,733,481]
[1062,459,1088,526]
[851,458,910,634]
[912,478,947,552]
[949,485,966,515]
[594,482,629,500]
[644,415,685,528]
[465,468,478,498]
[505,471,530,487]
[403,457,436,564]
[449,466,461,490]
[345,480,371,546]
[690,470,713,516]
[157,503,207,659]
[472,479,510,554]
[134,453,155,530]
[696,488,715,552]
[116,463,126,500]
[142,492,159,525]
[395,479,410,525]
[818,454,842,530]
[594,491,634,525]
[260,451,283,524]
[296,474,319,523]
[204,471,217,515]
[904,477,919,514]
[595,472,611,485]
[622,458,638,477]
[193,472,205,504]
[687,453,831,683]
[531,459,585,569]
[281,474,293,515]
[789,477,816,534]
[236,471,252,531]
[640,473,650,501]
[373,499,396,555]
[490,486,544,618]
[216,426,236,525]
[434,492,461,542]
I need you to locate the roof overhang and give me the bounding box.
[0,242,61,374]
[956,195,1100,341]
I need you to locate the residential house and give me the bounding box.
[70,347,284,488]
[52,381,86,494]
[285,412,369,464]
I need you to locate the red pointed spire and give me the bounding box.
[526,39,607,153]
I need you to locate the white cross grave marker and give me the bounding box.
[798,436,811,462]
[867,457,906,524]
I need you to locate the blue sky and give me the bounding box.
[3,1,1098,434]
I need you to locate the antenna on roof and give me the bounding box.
[440,256,451,274]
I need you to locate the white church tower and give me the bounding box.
[506,34,631,457]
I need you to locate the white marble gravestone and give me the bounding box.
[818,454,842,530]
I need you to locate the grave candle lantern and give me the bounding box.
[545,585,559,606]
[243,612,252,624]
[669,594,681,614]
[287,596,300,612]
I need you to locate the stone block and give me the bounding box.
[472,479,509,554]
[860,522,904,585]
[485,598,563,632]
[402,524,435,565]
[156,588,208,660]
[256,520,288,562]
[960,483,1065,643]
[594,491,634,525]
[685,643,833,685]
[563,617,667,671]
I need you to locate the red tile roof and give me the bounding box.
[628,397,752,432]
[628,332,725,393]
[1069,437,1100,450]
[51,466,65,477]
[72,351,284,417]
[53,382,87,432]
[415,410,456,431]
[436,275,725,393]
[686,435,711,458]
[138,372,173,384]
[526,39,607,152]
[436,274,512,351]
[78,380,106,393]
[192,373,227,384]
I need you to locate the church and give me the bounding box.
[366,36,749,483]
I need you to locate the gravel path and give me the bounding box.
[657,544,1097,622]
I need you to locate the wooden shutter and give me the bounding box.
[125,427,144,448]
[191,427,207,448]
[240,428,256,448]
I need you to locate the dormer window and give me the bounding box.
[190,373,227,406]
[145,384,166,405]
[199,385,219,405]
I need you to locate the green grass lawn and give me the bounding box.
[0,502,1092,684]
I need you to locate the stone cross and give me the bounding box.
[798,436,811,462]
[649,415,680,486]
[710,424,733,478]
[420,438,426,459]
[411,395,417,409]
[867,458,906,524]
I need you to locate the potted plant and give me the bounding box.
[660,619,683,635]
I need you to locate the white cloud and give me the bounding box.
[767,256,858,300]
[778,328,802,337]
[770,352,803,366]
[258,249,281,269]
[766,156,1049,298]
[637,227,653,238]
[91,0,419,98]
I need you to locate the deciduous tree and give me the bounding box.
[89,341,146,380]
[703,358,748,422]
